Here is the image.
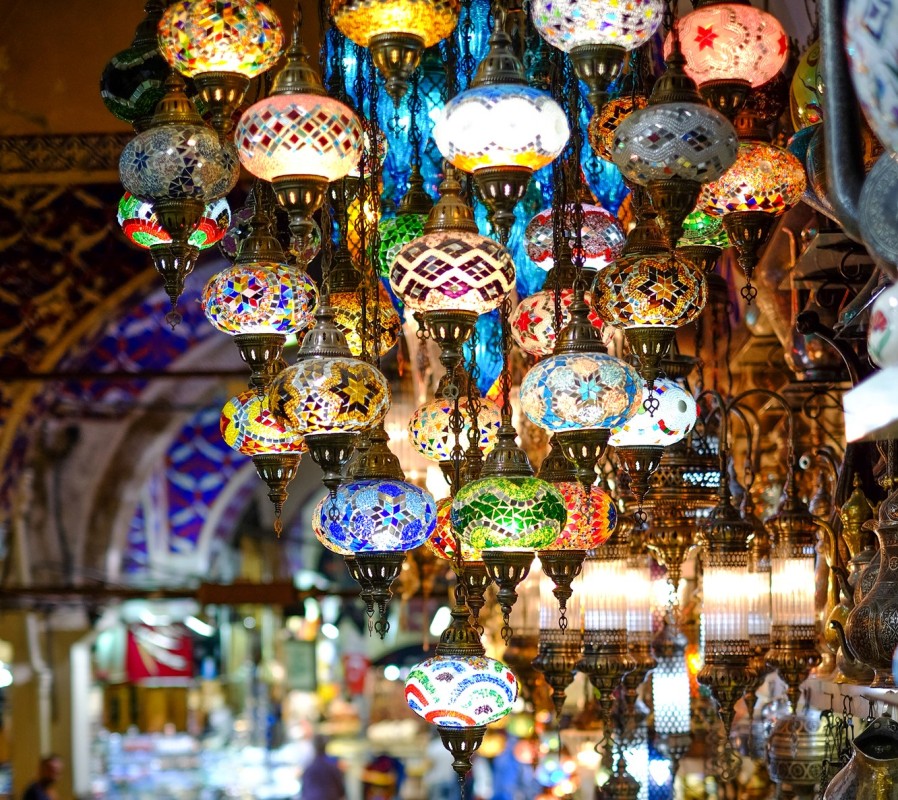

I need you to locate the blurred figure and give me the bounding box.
[300,735,346,800]
[23,755,62,800]
[425,733,459,800]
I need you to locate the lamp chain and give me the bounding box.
[408,70,423,169]
[465,320,485,481]
[500,297,514,425]
[549,47,569,336]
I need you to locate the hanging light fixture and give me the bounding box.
[331,0,460,104]
[524,203,626,274]
[652,615,692,780]
[503,563,542,707]
[611,35,738,249]
[405,589,518,778]
[235,22,364,252]
[520,296,643,489]
[536,437,617,624]
[377,166,433,278]
[621,530,656,725]
[158,0,284,136]
[432,9,569,240]
[119,73,240,326]
[610,378,697,508]
[676,207,730,280]
[742,489,773,721]
[203,182,318,392]
[587,93,648,162]
[532,568,583,721]
[667,1,788,119]
[118,193,231,251]
[318,424,437,637]
[270,303,391,493]
[220,389,305,532]
[530,0,664,111]
[699,108,805,303]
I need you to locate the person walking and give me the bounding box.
[300,735,346,800]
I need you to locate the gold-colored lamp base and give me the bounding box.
[354,551,406,639]
[569,43,626,112]
[304,431,358,494]
[370,31,424,107]
[482,550,535,644]
[233,333,287,394]
[252,452,302,535]
[699,78,751,121]
[473,165,532,243]
[193,70,251,138]
[722,211,778,305]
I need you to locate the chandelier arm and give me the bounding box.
[729,388,797,485]
[695,388,730,493]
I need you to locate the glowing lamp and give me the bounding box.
[510,288,609,358]
[119,193,230,250]
[587,94,648,161]
[409,396,502,463]
[524,205,625,272]
[426,498,482,562]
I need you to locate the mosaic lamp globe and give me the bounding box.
[118,193,230,250]
[609,378,697,448]
[432,14,568,238]
[524,205,625,273]
[390,170,515,317]
[679,207,729,248]
[790,41,824,131]
[158,0,284,135]
[316,479,437,553]
[332,0,460,104]
[510,287,610,358]
[235,27,364,240]
[667,3,788,118]
[587,93,648,161]
[377,167,433,279]
[611,41,738,247]
[409,396,502,463]
[426,498,483,562]
[220,389,305,531]
[530,0,664,109]
[312,495,353,555]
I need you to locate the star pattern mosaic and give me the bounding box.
[510,288,610,357]
[451,477,567,550]
[594,253,707,328]
[408,396,501,462]
[220,390,306,456]
[317,479,437,552]
[330,286,401,357]
[405,656,517,727]
[391,230,515,314]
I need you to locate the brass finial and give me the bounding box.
[423,167,479,233]
[150,72,205,126]
[470,9,527,88]
[235,182,288,265]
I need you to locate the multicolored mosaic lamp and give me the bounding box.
[319,424,436,637]
[587,93,648,161]
[220,389,305,532]
[235,24,363,254]
[203,182,318,392]
[405,589,517,778]
[668,2,788,119]
[531,0,663,110]
[510,284,609,358]
[377,167,433,279]
[119,73,240,326]
[270,302,391,493]
[118,193,230,250]
[699,109,806,303]
[158,0,284,135]
[520,296,643,485]
[524,204,625,273]
[611,35,738,248]
[609,378,697,507]
[592,252,706,395]
[432,12,568,240]
[332,0,460,104]
[790,41,823,131]
[101,0,175,130]
[426,497,483,563]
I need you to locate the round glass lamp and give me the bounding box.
[312,495,353,555]
[332,0,460,104]
[530,0,663,110]
[546,481,617,551]
[524,205,625,272]
[667,3,788,118]
[510,288,609,358]
[451,476,567,551]
[679,208,729,248]
[158,0,284,135]
[118,193,230,250]
[220,389,305,531]
[790,41,824,130]
[587,93,648,161]
[316,479,437,552]
[426,498,483,562]
[330,283,402,358]
[409,396,502,463]
[432,14,568,238]
[377,167,433,278]
[235,29,363,249]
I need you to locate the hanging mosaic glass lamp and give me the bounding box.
[318,424,437,637]
[203,181,319,392]
[676,206,730,280]
[405,587,518,779]
[531,0,663,111]
[332,0,460,104]
[668,0,788,120]
[587,92,648,162]
[118,192,231,251]
[158,0,284,136]
[592,192,706,401]
[119,72,240,327]
[609,377,697,509]
[699,107,805,303]
[270,301,391,494]
[235,19,364,255]
[432,9,569,241]
[611,31,737,249]
[220,389,305,533]
[377,166,433,278]
[520,292,643,487]
[536,437,617,625]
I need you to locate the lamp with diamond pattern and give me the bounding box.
[524,203,625,274]
[587,93,648,162]
[203,182,318,393]
[220,389,306,533]
[235,25,364,254]
[432,10,568,241]
[611,34,738,249]
[119,72,240,327]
